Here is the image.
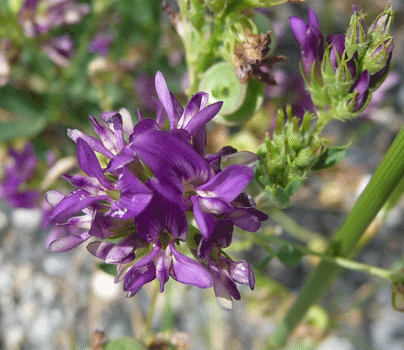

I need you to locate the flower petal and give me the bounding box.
[77,138,113,190]
[196,164,253,202]
[169,242,212,288]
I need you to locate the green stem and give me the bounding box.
[253,232,399,282]
[143,282,160,339]
[262,205,327,246]
[266,124,404,349]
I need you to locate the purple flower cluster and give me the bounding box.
[46,72,268,309]
[290,5,393,113]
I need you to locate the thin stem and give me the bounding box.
[253,233,398,282]
[260,205,327,246]
[266,124,404,349]
[143,282,160,338]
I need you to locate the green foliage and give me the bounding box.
[255,107,332,207]
[104,337,147,350]
[277,244,303,269]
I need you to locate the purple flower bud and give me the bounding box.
[349,70,370,112]
[290,6,324,82]
[327,34,345,71]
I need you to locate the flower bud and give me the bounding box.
[345,5,367,60]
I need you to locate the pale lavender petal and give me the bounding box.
[155,251,170,292]
[86,241,115,259]
[89,116,118,152]
[155,71,175,129]
[67,129,114,158]
[48,231,91,252]
[101,111,126,150]
[118,108,134,134]
[228,259,255,290]
[220,151,260,169]
[197,196,233,215]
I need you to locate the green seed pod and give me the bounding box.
[199,62,264,125]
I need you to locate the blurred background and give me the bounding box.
[2,0,404,349]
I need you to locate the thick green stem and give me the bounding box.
[266,125,404,349]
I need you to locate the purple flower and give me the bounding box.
[89,34,113,56]
[46,70,267,309]
[42,34,75,67]
[123,241,212,296]
[0,143,41,209]
[290,6,325,82]
[18,0,90,37]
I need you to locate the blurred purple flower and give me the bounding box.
[42,34,75,67]
[18,0,90,37]
[89,34,113,56]
[0,143,41,209]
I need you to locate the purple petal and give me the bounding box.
[228,259,255,290]
[155,71,175,129]
[105,235,139,264]
[289,16,307,46]
[131,129,210,201]
[48,231,91,252]
[124,261,156,297]
[168,242,212,288]
[196,164,253,202]
[101,111,126,150]
[307,6,320,29]
[49,189,108,222]
[183,101,223,135]
[155,251,170,292]
[108,169,153,219]
[67,129,114,158]
[87,241,115,259]
[350,70,370,111]
[197,196,233,215]
[77,138,113,190]
[123,244,161,295]
[191,195,216,239]
[136,189,187,241]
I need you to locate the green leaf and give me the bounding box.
[312,144,349,171]
[104,337,147,350]
[277,244,303,268]
[0,117,48,142]
[98,263,117,277]
[285,176,305,197]
[265,185,291,208]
